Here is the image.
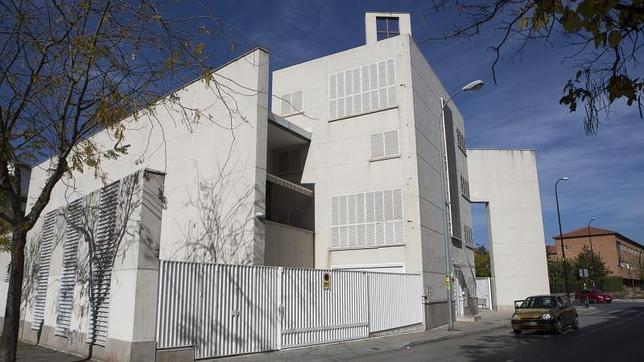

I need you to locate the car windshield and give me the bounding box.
[519,296,556,309]
[591,288,603,293]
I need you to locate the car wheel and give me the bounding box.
[572,315,579,330]
[607,300,612,303]
[553,319,562,335]
[513,329,522,335]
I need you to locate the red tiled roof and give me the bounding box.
[553,226,643,249]
[554,226,617,239]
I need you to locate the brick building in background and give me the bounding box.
[553,226,643,288]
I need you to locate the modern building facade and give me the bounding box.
[554,226,643,288]
[0,11,551,360]
[467,149,551,310]
[272,12,477,325]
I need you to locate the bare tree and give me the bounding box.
[0,0,229,359]
[425,0,643,134]
[180,162,256,265]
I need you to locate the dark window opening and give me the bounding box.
[376,17,400,41]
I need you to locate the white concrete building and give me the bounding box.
[468,149,550,310]
[0,12,549,360]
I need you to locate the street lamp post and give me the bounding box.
[587,217,597,287]
[439,79,484,331]
[587,217,596,254]
[555,177,570,298]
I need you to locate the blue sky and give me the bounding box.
[189,0,644,246]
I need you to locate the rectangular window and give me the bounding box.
[280,90,303,116]
[330,188,404,249]
[376,17,400,41]
[329,59,396,120]
[371,130,400,160]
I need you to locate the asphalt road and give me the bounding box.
[356,302,644,362]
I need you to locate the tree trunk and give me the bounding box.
[0,229,27,362]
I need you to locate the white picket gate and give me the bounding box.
[156,261,423,359]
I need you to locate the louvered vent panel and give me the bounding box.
[375,223,384,245]
[384,190,394,221]
[356,194,365,223]
[386,59,396,85]
[329,189,404,249]
[291,90,303,112]
[32,210,58,330]
[55,200,83,337]
[87,181,119,346]
[347,195,356,224]
[374,191,384,222]
[384,131,399,156]
[329,59,396,120]
[365,192,375,223]
[378,61,387,88]
[281,93,291,115]
[370,134,384,159]
[392,189,403,219]
[331,227,339,248]
[384,222,394,245]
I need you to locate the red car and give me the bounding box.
[576,288,613,303]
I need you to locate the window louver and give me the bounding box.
[55,199,83,337]
[330,188,404,249]
[32,210,58,330]
[86,181,120,346]
[371,130,399,159]
[329,59,396,120]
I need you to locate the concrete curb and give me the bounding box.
[404,324,509,349]
[612,299,644,303]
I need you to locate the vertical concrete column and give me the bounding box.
[105,169,166,361]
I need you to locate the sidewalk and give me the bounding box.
[16,342,82,362]
[220,310,515,362]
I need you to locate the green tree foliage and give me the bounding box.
[475,245,492,277]
[572,245,610,285]
[427,0,643,134]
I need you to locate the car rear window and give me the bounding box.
[520,296,556,309]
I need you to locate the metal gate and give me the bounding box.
[280,268,369,348]
[156,261,280,358]
[156,262,423,359]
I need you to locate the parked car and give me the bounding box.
[511,295,578,335]
[575,288,613,303]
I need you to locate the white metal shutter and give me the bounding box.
[87,181,119,346]
[291,90,303,113]
[32,210,58,330]
[55,199,83,336]
[281,93,291,115]
[370,133,384,158]
[384,130,399,156]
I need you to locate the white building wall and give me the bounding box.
[272,35,423,275]
[24,48,269,266]
[408,39,476,321]
[468,149,550,310]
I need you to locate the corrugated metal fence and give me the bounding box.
[157,261,423,359]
